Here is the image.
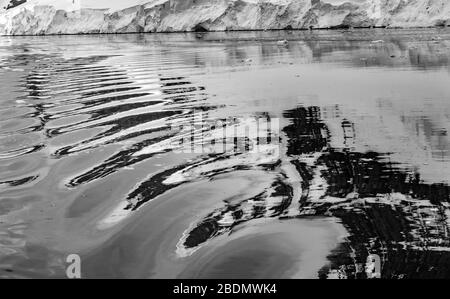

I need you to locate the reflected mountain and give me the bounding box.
[175,105,450,278]
[1,29,450,278]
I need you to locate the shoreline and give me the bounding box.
[1,25,450,38]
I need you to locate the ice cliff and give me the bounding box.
[0,0,449,35]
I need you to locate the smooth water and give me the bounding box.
[1,29,450,278]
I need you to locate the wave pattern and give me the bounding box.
[1,44,285,235]
[175,106,450,279]
[2,32,450,278]
[0,49,215,189]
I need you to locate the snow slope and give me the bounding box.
[0,0,449,35]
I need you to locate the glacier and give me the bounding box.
[0,0,449,35]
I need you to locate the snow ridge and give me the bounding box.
[0,0,449,35]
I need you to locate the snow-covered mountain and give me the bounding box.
[0,0,449,35]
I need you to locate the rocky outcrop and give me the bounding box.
[0,0,450,35]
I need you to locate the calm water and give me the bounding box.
[1,28,450,278]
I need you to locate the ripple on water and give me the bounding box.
[1,30,450,278]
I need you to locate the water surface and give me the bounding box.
[1,28,450,278]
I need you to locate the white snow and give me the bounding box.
[1,0,449,35]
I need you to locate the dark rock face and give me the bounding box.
[193,24,208,32]
[5,0,26,10]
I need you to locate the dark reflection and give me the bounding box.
[283,106,328,155]
[318,151,450,203]
[53,110,182,157]
[97,111,283,229]
[1,30,450,278]
[65,134,176,187]
[121,149,283,213]
[284,106,450,279]
[321,204,450,279]
[0,144,45,160]
[175,105,450,278]
[61,93,213,186]
[0,175,38,187]
[1,48,212,188]
[183,178,292,249]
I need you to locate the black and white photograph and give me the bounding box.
[0,0,450,283]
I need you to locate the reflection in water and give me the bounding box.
[1,28,450,278]
[282,107,450,278]
[177,105,450,278]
